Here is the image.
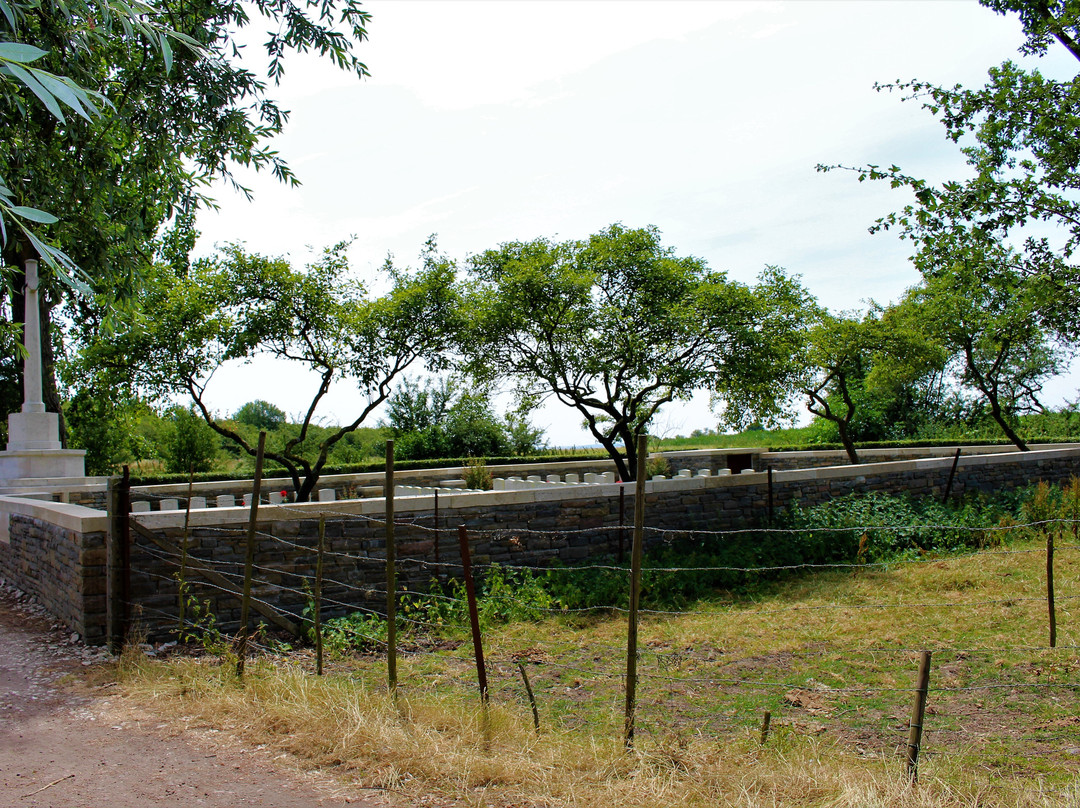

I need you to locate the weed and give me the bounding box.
[463,456,493,490]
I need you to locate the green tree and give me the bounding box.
[107,240,459,500]
[1,0,371,443]
[163,405,219,474]
[462,224,811,481]
[800,309,948,462]
[384,376,544,461]
[233,400,288,432]
[822,0,1080,343]
[888,244,1068,450]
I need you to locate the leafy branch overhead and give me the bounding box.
[819,0,1080,449]
[0,0,369,294]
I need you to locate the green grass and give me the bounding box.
[115,485,1080,806]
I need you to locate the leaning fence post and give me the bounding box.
[941,448,962,503]
[385,440,397,696]
[236,431,266,678]
[906,650,933,783]
[624,434,647,749]
[457,525,489,705]
[315,514,326,676]
[517,661,540,734]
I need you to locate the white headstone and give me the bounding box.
[268,491,283,505]
[216,494,235,508]
[546,474,560,483]
[131,501,151,512]
[565,473,579,484]
[318,488,336,502]
[159,498,179,511]
[189,496,207,509]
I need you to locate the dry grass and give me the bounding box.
[112,533,1080,807]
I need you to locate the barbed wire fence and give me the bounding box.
[107,437,1080,781]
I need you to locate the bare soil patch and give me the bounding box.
[0,584,383,807]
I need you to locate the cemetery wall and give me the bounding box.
[1,446,1077,644]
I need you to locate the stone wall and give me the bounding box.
[2,445,1079,644]
[0,498,108,643]
[121,446,1080,641]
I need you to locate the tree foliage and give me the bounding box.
[886,244,1069,450]
[103,241,459,500]
[233,399,287,432]
[462,224,811,481]
[0,1,371,447]
[821,0,1080,341]
[384,376,545,461]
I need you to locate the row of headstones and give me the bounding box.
[130,488,338,513]
[491,468,751,490]
[130,466,762,510]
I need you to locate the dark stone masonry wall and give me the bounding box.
[0,516,107,643]
[3,446,1078,644]
[124,449,1080,642]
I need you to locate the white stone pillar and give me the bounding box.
[21,259,44,413]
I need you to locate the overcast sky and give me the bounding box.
[190,0,1079,446]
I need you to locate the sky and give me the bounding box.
[190,0,1079,447]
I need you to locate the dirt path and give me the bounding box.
[0,586,382,808]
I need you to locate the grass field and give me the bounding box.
[113,515,1080,807]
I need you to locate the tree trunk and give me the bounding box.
[836,419,860,464]
[987,396,1028,451]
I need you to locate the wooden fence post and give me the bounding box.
[385,440,397,696]
[906,651,933,783]
[236,431,266,678]
[624,434,647,749]
[517,661,540,734]
[767,467,774,524]
[1047,531,1057,648]
[458,525,489,705]
[618,485,626,563]
[178,464,195,633]
[315,514,326,676]
[105,468,130,654]
[433,488,440,567]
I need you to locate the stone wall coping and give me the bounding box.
[656,447,766,457]
[123,445,1080,530]
[0,495,107,533]
[760,443,1080,462]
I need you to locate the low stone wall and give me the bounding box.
[0,497,108,643]
[2,445,1078,644]
[757,443,1077,471]
[120,446,1080,641]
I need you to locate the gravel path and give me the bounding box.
[0,584,380,807]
